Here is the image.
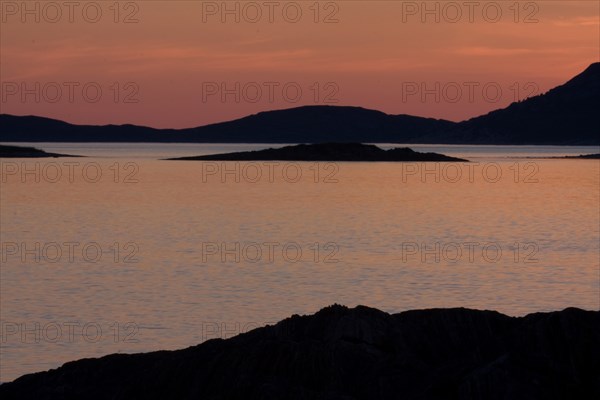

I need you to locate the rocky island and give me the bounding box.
[1,305,598,399]
[0,144,81,158]
[168,143,468,162]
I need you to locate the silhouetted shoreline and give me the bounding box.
[167,143,468,162]
[1,305,598,399]
[555,153,599,159]
[0,145,82,158]
[516,153,600,159]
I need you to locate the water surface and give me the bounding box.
[1,143,598,381]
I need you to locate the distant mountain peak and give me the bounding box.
[580,61,600,74]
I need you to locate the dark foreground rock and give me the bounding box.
[168,143,468,162]
[1,305,598,400]
[0,144,81,158]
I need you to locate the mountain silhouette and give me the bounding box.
[179,106,454,143]
[0,107,452,143]
[0,115,171,142]
[1,63,598,145]
[451,62,600,144]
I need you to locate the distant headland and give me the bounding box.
[0,145,82,158]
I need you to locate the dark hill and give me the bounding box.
[452,63,600,144]
[179,106,455,143]
[0,114,172,142]
[1,305,598,400]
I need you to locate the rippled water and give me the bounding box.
[1,143,598,382]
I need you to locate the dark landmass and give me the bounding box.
[0,144,82,158]
[562,153,600,159]
[181,106,455,144]
[1,63,598,145]
[521,153,600,160]
[0,115,173,143]
[0,108,452,144]
[449,62,599,145]
[167,143,468,162]
[1,305,598,400]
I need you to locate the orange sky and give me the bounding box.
[1,1,598,128]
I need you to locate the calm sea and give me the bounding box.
[1,143,599,382]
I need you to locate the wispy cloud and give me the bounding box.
[452,47,580,57]
[551,16,600,27]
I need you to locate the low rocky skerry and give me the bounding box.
[167,143,468,162]
[1,305,598,400]
[563,153,600,159]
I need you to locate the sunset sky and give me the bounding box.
[1,0,598,128]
